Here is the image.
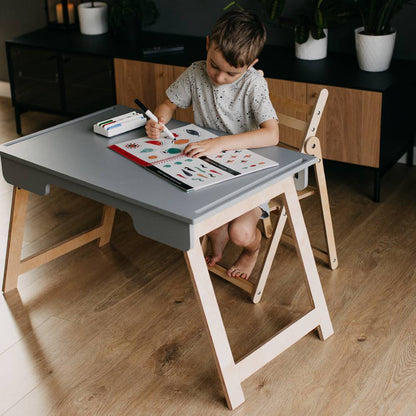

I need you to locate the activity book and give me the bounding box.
[109,124,278,191]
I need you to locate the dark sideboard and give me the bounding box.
[6,28,416,201]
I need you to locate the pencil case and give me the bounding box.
[93,111,147,137]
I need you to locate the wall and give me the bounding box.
[0,0,415,84]
[0,0,46,82]
[149,0,416,60]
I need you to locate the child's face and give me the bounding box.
[205,38,257,86]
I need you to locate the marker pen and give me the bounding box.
[134,98,175,140]
[98,111,139,127]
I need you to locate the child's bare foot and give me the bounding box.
[206,225,229,267]
[227,247,260,280]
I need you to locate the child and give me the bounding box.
[145,9,279,280]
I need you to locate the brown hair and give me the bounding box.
[209,9,266,68]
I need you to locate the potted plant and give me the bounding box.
[108,0,159,42]
[78,1,109,35]
[292,0,332,60]
[353,0,413,71]
[225,0,351,60]
[283,0,353,60]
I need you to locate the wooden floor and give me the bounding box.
[1,96,415,415]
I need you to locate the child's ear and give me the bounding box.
[206,36,210,52]
[247,58,259,70]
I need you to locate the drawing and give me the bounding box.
[125,143,140,149]
[186,129,200,136]
[165,148,181,154]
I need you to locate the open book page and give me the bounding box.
[109,124,214,166]
[109,124,279,191]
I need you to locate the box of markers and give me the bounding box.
[93,111,147,137]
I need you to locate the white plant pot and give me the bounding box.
[295,29,328,60]
[355,27,396,72]
[78,2,108,35]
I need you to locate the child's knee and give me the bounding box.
[229,222,255,247]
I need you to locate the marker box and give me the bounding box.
[93,111,147,137]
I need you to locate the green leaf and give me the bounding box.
[295,23,310,44]
[311,26,326,39]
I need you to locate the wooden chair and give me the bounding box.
[204,88,338,304]
[255,88,338,301]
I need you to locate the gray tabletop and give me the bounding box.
[0,105,316,250]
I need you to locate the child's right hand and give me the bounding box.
[145,117,166,139]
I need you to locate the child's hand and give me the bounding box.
[183,138,224,158]
[145,117,166,139]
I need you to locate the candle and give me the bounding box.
[55,3,75,24]
[56,3,63,23]
[68,3,75,24]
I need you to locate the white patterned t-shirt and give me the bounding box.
[166,61,277,135]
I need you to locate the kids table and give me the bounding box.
[0,106,333,409]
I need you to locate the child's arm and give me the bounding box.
[145,98,177,139]
[184,119,279,158]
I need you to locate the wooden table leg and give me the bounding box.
[282,178,334,340]
[184,240,245,410]
[3,187,29,292]
[2,187,116,293]
[97,205,116,247]
[185,177,333,408]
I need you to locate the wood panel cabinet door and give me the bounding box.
[307,84,382,168]
[266,78,307,149]
[114,58,194,123]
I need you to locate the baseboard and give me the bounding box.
[397,146,416,166]
[0,81,11,98]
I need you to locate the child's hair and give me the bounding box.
[209,9,266,68]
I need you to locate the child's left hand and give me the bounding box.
[183,138,224,158]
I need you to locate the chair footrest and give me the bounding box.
[298,186,317,200]
[208,264,254,295]
[268,186,317,212]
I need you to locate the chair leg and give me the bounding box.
[201,235,209,252]
[262,216,274,238]
[253,206,287,304]
[305,137,338,270]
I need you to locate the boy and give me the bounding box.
[145,9,279,280]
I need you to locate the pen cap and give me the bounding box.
[134,99,147,113]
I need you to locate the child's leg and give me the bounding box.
[227,207,262,280]
[205,223,229,267]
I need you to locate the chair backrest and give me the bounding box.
[270,88,328,189]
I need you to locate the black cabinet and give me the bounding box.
[8,46,62,113]
[7,43,116,134]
